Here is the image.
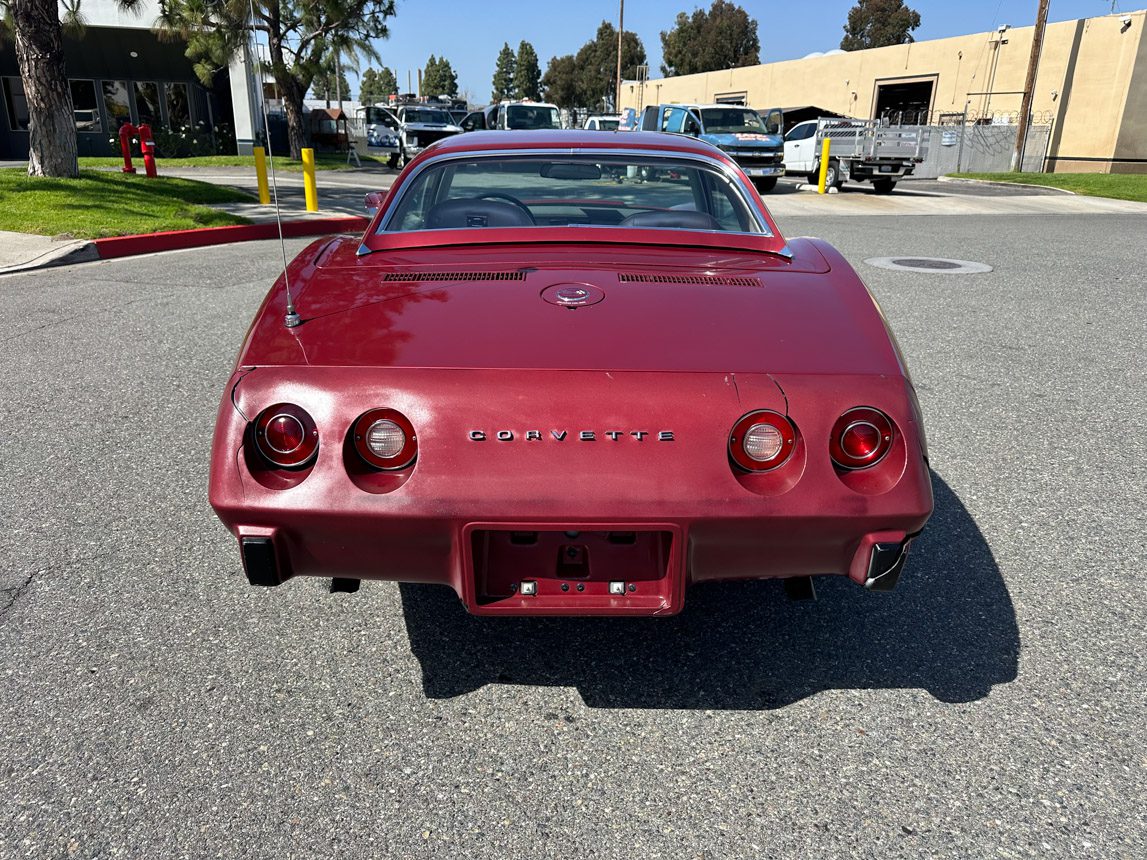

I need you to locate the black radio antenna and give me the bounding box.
[247,0,299,328]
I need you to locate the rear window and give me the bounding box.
[382,154,762,234]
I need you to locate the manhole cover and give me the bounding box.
[864,257,993,274]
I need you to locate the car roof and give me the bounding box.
[420,130,729,159]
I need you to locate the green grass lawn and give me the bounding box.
[77,152,393,172]
[952,172,1147,203]
[0,169,254,238]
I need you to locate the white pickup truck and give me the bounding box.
[784,118,927,193]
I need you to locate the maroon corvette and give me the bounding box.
[209,131,932,615]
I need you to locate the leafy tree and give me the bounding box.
[358,67,397,105]
[422,54,458,97]
[840,0,921,50]
[4,0,143,177]
[660,0,759,77]
[491,42,516,102]
[513,40,541,101]
[157,0,397,160]
[575,21,645,111]
[311,62,351,106]
[541,54,578,109]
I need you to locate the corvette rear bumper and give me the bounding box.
[227,516,924,616]
[211,367,932,616]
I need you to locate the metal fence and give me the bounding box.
[909,121,1052,178]
[863,108,1054,177]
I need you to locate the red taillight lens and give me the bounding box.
[352,408,417,470]
[830,407,894,470]
[729,410,797,472]
[254,403,318,468]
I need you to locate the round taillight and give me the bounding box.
[254,403,318,468]
[830,407,894,470]
[353,408,417,470]
[729,410,796,472]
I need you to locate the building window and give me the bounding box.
[3,77,30,131]
[71,80,102,132]
[134,81,161,126]
[165,82,191,129]
[103,80,132,128]
[714,92,747,106]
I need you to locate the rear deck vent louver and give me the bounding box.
[617,273,761,287]
[382,271,527,282]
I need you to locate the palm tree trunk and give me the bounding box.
[280,77,307,161]
[11,0,78,177]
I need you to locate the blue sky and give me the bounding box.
[356,0,1129,103]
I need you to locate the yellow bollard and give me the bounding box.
[253,146,271,205]
[301,147,318,212]
[817,137,831,194]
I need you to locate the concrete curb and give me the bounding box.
[2,216,369,275]
[0,240,99,274]
[93,216,370,260]
[937,175,1077,195]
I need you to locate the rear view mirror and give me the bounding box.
[540,162,602,180]
[365,191,384,212]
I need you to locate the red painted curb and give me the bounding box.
[93,216,369,260]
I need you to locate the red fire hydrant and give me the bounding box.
[118,123,137,174]
[118,122,159,178]
[138,124,157,179]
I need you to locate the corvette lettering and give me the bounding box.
[468,430,674,441]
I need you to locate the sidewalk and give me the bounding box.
[0,231,98,273]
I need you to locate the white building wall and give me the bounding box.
[64,0,161,29]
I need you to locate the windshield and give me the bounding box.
[700,108,768,135]
[382,154,762,235]
[506,105,561,130]
[404,109,452,124]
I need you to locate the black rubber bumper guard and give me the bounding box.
[863,535,918,592]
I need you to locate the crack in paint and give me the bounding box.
[229,367,255,421]
[767,373,790,414]
[727,372,742,405]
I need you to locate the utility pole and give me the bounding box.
[615,0,624,113]
[1012,0,1050,171]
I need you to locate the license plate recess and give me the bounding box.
[465,525,683,615]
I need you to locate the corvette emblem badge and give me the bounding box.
[541,283,605,308]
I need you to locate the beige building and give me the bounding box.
[620,10,1147,173]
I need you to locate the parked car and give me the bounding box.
[394,105,463,167]
[640,103,785,192]
[583,115,622,131]
[784,118,927,193]
[209,130,933,615]
[483,101,563,130]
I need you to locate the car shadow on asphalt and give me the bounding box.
[399,471,1019,709]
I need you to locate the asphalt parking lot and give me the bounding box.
[1,209,1144,858]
